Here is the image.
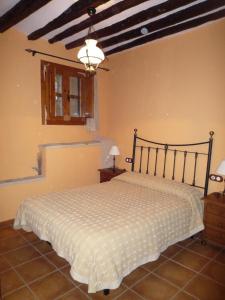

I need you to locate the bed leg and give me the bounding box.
[201,239,207,245]
[103,289,110,296]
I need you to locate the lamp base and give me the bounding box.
[113,156,116,173]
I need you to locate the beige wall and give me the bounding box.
[98,18,225,192]
[0,145,101,221]
[0,29,102,221]
[1,19,225,221]
[0,29,95,181]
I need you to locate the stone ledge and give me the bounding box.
[0,140,100,187]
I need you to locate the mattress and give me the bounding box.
[14,172,204,292]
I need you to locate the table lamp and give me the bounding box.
[109,145,120,173]
[216,159,225,195]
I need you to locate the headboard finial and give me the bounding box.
[134,128,138,135]
[209,131,214,139]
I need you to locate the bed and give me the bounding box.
[14,130,214,293]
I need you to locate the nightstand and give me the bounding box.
[203,192,225,246]
[98,168,126,183]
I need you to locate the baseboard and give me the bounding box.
[0,219,14,228]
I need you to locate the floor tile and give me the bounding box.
[0,269,24,295]
[155,260,195,287]
[3,287,35,300]
[187,240,221,258]
[60,265,80,286]
[58,288,89,299]
[122,267,149,287]
[215,249,225,265]
[0,220,13,229]
[80,283,127,300]
[117,289,143,300]
[30,271,74,300]
[46,251,69,268]
[173,291,197,300]
[201,261,225,286]
[0,256,11,273]
[193,231,202,239]
[1,229,223,300]
[132,273,178,300]
[0,236,28,254]
[185,274,225,300]
[16,256,55,283]
[4,245,40,267]
[20,231,40,243]
[0,228,19,240]
[178,238,195,247]
[173,249,209,271]
[142,255,167,271]
[34,240,52,254]
[162,244,182,258]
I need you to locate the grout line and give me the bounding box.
[123,271,151,291]
[114,287,145,300]
[113,251,185,300]
[22,232,79,299]
[76,286,92,300]
[1,249,51,270]
[18,231,119,300]
[61,285,93,300]
[112,289,128,300]
[54,287,78,300]
[0,234,21,242]
[122,240,224,300]
[182,244,223,259]
[170,242,224,300]
[0,242,31,256]
[95,241,198,299]
[2,228,225,300]
[2,257,39,299]
[2,232,55,298]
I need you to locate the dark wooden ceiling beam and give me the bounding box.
[101,0,225,49]
[105,9,225,56]
[0,0,52,33]
[28,0,110,40]
[49,0,149,44]
[65,0,195,50]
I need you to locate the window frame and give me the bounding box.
[41,60,94,125]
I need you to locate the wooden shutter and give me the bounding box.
[41,60,54,124]
[41,60,94,125]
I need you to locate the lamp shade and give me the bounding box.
[77,39,105,72]
[109,145,120,156]
[216,159,225,175]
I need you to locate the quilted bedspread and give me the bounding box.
[14,172,204,292]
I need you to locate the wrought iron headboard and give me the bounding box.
[131,129,214,196]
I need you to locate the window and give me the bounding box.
[41,61,94,125]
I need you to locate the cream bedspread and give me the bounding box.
[14,172,204,292]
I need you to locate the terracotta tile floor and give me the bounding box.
[0,221,225,300]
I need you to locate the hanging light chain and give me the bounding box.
[77,7,105,73]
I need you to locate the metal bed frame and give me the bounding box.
[103,129,214,296]
[131,129,214,196]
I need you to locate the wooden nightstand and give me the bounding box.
[203,192,225,246]
[98,168,126,183]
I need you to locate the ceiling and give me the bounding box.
[0,0,225,57]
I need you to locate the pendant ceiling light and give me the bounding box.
[77,7,105,73]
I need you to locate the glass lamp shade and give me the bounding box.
[109,145,120,156]
[216,159,225,175]
[77,39,105,72]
